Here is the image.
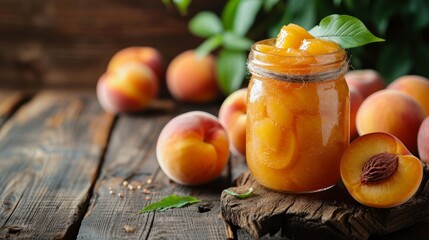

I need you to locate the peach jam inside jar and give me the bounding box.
[246,24,350,193]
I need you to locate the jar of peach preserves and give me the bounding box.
[246,39,350,193]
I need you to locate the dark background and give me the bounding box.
[1,0,428,90]
[0,0,225,90]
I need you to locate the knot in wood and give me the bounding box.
[361,153,398,184]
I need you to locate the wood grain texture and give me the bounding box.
[0,91,26,127]
[221,170,429,240]
[0,91,114,239]
[0,0,225,89]
[78,104,232,239]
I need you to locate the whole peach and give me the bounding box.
[219,88,247,156]
[107,46,163,80]
[387,75,429,115]
[97,63,159,113]
[345,69,385,98]
[166,50,219,103]
[349,85,364,140]
[156,111,230,185]
[356,89,426,154]
[418,117,429,164]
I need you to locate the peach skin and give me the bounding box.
[356,89,426,154]
[418,117,429,164]
[341,132,423,208]
[156,111,230,185]
[345,69,385,98]
[166,50,219,103]
[387,75,429,115]
[97,62,159,113]
[219,88,247,156]
[107,46,163,80]
[349,85,364,140]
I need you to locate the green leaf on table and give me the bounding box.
[309,14,385,49]
[195,34,223,57]
[189,12,223,38]
[223,187,254,199]
[216,49,247,95]
[223,32,253,51]
[138,194,201,213]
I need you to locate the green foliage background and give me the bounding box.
[167,0,429,95]
[271,0,429,83]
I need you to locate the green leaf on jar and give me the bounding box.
[309,14,385,49]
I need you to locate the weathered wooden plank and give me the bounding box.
[222,170,429,240]
[0,91,26,127]
[0,91,114,239]
[78,103,231,239]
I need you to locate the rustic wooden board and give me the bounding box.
[0,91,26,127]
[221,170,429,240]
[0,91,114,239]
[78,104,233,239]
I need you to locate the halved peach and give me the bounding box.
[340,132,423,208]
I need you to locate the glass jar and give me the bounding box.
[246,39,350,193]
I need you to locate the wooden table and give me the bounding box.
[0,90,428,239]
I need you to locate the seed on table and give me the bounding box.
[123,224,136,233]
[128,185,134,190]
[123,181,128,186]
[118,193,124,198]
[137,185,142,190]
[147,179,152,184]
[109,190,115,195]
